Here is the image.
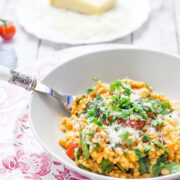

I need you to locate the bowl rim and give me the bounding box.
[29,45,180,180]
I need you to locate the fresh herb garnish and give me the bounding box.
[95,94,103,100]
[142,144,153,153]
[90,117,103,126]
[142,134,151,142]
[143,98,171,116]
[122,83,132,95]
[110,80,122,92]
[109,94,148,121]
[160,102,171,115]
[86,88,93,94]
[110,95,132,111]
[152,119,163,127]
[121,130,133,145]
[114,127,119,131]
[121,130,130,140]
[84,79,171,131]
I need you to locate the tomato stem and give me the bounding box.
[0,19,8,26]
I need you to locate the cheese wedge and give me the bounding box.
[50,0,116,14]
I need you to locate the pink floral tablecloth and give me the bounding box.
[0,60,92,180]
[1,44,117,180]
[0,44,126,180]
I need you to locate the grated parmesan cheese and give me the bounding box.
[106,123,140,148]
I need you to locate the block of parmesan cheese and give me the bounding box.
[50,0,116,14]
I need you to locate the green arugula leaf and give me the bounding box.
[134,149,145,158]
[74,147,81,161]
[80,128,90,159]
[142,144,153,153]
[116,163,126,173]
[139,157,150,174]
[78,164,90,171]
[152,156,167,176]
[100,160,113,174]
[154,141,169,154]
[163,163,180,174]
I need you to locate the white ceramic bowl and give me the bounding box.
[29,47,180,180]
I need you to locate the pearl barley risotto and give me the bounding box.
[59,79,180,178]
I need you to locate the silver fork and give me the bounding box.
[0,66,75,113]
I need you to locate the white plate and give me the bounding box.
[17,0,150,45]
[30,46,180,180]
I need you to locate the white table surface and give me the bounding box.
[0,0,180,67]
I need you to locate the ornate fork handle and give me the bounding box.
[9,70,37,91]
[0,66,75,112]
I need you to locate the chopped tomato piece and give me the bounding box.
[102,119,109,126]
[66,140,78,160]
[119,119,145,129]
[146,111,154,118]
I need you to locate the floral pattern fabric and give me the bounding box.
[0,51,92,180]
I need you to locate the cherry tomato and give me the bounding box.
[66,141,78,160]
[0,25,3,35]
[119,119,145,129]
[0,24,16,40]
